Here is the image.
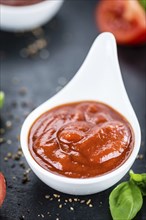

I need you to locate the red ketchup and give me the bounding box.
[29,101,134,178]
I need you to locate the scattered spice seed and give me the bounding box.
[13,154,21,161]
[12,148,23,161]
[59,204,62,208]
[86,199,91,205]
[45,195,50,199]
[36,39,47,49]
[53,194,60,198]
[32,27,44,37]
[7,139,12,145]
[22,168,31,184]
[22,176,29,184]
[89,204,93,207]
[25,168,31,174]
[80,200,85,203]
[68,198,73,202]
[7,152,12,158]
[99,201,103,206]
[137,154,144,160]
[70,207,74,211]
[4,157,8,161]
[0,128,5,134]
[0,137,5,144]
[17,150,23,156]
[5,120,12,128]
[20,38,48,57]
[41,214,44,218]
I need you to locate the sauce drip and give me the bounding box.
[29,101,134,178]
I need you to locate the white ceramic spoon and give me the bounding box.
[20,32,141,195]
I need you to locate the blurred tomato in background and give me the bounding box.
[0,173,6,207]
[95,0,146,45]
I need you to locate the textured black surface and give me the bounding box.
[0,1,146,220]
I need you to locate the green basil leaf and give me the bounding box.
[139,0,146,10]
[0,91,5,109]
[130,170,146,196]
[109,181,143,220]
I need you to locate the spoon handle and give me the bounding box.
[59,33,130,108]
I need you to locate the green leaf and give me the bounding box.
[0,91,5,109]
[139,0,146,10]
[130,170,146,196]
[109,181,143,220]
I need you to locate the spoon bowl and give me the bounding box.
[20,32,141,195]
[0,0,64,32]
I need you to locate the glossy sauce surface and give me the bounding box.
[29,101,134,178]
[0,0,45,6]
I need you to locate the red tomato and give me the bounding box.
[96,0,146,45]
[0,172,6,207]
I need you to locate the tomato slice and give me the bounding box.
[0,172,6,207]
[96,0,146,45]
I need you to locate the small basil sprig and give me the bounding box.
[139,0,146,10]
[109,170,146,220]
[0,91,5,109]
[109,181,143,220]
[130,170,146,196]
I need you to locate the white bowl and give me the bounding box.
[0,0,64,32]
[20,33,141,195]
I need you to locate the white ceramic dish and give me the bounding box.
[0,0,64,32]
[20,33,141,195]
